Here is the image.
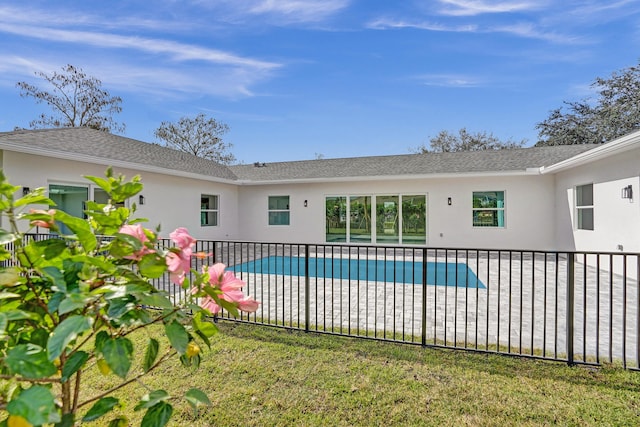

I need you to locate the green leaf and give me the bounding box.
[48,292,65,313]
[185,388,211,416]
[14,190,53,208]
[6,385,61,426]
[0,312,7,336]
[114,232,143,251]
[143,338,159,373]
[140,294,174,310]
[41,266,67,291]
[0,267,21,287]
[164,321,189,355]
[82,397,120,422]
[0,291,20,300]
[94,330,109,354]
[134,390,170,411]
[106,297,136,319]
[56,412,76,427]
[34,238,68,260]
[2,309,39,321]
[47,315,94,361]
[58,293,90,315]
[107,416,129,427]
[84,175,112,194]
[141,402,173,427]
[193,311,218,338]
[61,350,89,383]
[138,253,168,279]
[102,337,133,379]
[54,210,97,252]
[0,229,19,245]
[5,344,58,379]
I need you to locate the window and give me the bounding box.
[576,184,594,230]
[49,184,88,234]
[472,191,505,228]
[326,196,347,241]
[94,188,125,208]
[402,195,426,244]
[376,195,399,244]
[201,195,218,226]
[268,196,290,225]
[325,194,427,244]
[350,196,371,243]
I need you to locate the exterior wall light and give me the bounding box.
[22,187,30,196]
[139,195,145,205]
[622,185,633,199]
[447,197,452,206]
[304,200,308,207]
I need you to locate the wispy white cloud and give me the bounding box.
[415,74,485,88]
[0,5,189,33]
[367,17,581,44]
[366,18,478,32]
[247,0,350,22]
[491,22,587,44]
[194,0,350,24]
[0,23,280,71]
[436,0,544,16]
[569,0,639,17]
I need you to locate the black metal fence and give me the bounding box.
[197,241,640,370]
[6,235,640,369]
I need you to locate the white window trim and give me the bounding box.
[200,194,219,227]
[268,195,290,226]
[575,183,594,231]
[472,190,506,228]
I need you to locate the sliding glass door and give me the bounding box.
[326,194,427,245]
[48,184,88,234]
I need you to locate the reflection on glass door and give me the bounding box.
[350,196,371,243]
[376,195,399,244]
[326,196,347,242]
[49,184,88,234]
[401,195,426,244]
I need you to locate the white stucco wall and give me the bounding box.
[236,173,558,250]
[553,147,640,252]
[1,151,240,240]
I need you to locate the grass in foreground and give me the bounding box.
[76,322,640,426]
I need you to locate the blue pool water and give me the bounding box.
[231,256,485,288]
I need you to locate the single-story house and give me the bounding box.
[0,127,638,252]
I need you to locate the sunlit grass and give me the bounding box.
[72,322,640,425]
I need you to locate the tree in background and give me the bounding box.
[536,60,640,146]
[154,114,235,164]
[16,64,125,133]
[413,128,526,153]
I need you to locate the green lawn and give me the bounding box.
[62,322,640,425]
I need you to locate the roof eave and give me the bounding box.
[236,168,542,185]
[541,130,640,174]
[0,142,238,185]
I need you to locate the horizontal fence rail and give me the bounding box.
[4,235,640,369]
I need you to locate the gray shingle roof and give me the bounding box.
[0,127,598,183]
[0,127,239,181]
[229,144,596,181]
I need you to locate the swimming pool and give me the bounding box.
[231,256,485,288]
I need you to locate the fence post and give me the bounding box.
[421,248,427,347]
[567,252,575,366]
[305,244,310,333]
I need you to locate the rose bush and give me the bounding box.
[0,168,258,426]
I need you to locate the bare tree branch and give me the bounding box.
[16,64,125,133]
[154,113,235,164]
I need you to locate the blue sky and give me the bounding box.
[1,1,639,163]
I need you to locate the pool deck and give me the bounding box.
[161,250,640,366]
